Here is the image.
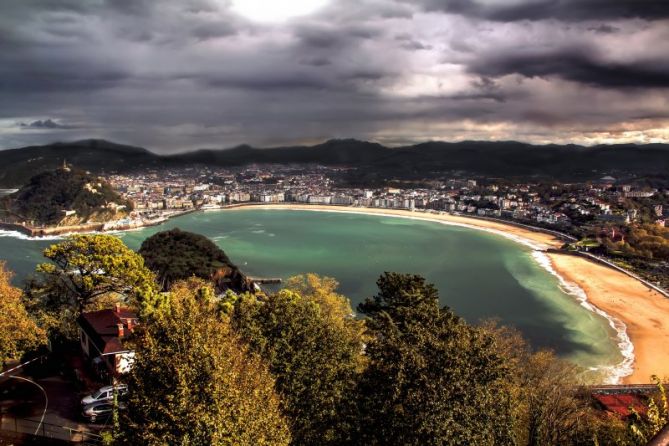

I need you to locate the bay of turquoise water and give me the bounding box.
[0,208,623,380]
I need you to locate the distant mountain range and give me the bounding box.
[1,138,668,187]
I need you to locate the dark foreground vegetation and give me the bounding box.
[1,232,668,445]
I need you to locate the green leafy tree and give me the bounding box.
[139,228,251,292]
[120,279,290,446]
[231,274,365,445]
[0,262,46,366]
[516,350,594,445]
[353,272,516,446]
[480,321,636,446]
[26,234,160,338]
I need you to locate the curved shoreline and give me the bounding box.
[531,251,634,384]
[224,204,665,384]
[223,203,567,249]
[549,253,669,385]
[3,202,667,384]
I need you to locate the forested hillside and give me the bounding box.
[1,139,668,187]
[2,168,131,225]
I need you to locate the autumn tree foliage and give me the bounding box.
[629,377,669,444]
[120,279,290,446]
[26,234,162,338]
[0,262,46,366]
[230,274,365,445]
[603,224,669,260]
[480,321,628,446]
[12,226,651,446]
[353,272,516,446]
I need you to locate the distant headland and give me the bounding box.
[0,163,134,236]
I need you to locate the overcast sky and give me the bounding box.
[1,0,668,153]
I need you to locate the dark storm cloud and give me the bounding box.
[300,57,332,67]
[469,48,669,89]
[588,24,621,34]
[1,0,668,151]
[461,77,506,102]
[0,0,243,47]
[190,22,238,41]
[201,73,333,91]
[394,33,432,50]
[20,119,75,130]
[294,23,382,49]
[415,0,669,22]
[0,0,242,94]
[0,69,131,93]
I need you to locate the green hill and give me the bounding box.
[2,167,132,226]
[138,228,254,293]
[0,139,159,187]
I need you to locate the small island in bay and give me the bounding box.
[139,228,257,294]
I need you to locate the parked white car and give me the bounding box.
[81,384,128,406]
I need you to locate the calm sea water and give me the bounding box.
[0,208,623,380]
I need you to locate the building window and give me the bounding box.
[80,330,89,353]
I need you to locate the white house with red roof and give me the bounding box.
[77,303,138,376]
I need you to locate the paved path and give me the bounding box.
[1,372,104,443]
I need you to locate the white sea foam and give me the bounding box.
[277,207,634,383]
[106,227,147,236]
[1,205,635,382]
[0,229,65,241]
[530,251,634,384]
[0,224,149,240]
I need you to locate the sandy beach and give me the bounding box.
[231,203,669,384]
[228,204,566,249]
[550,253,669,384]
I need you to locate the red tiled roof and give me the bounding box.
[593,393,648,417]
[103,337,124,354]
[77,307,137,356]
